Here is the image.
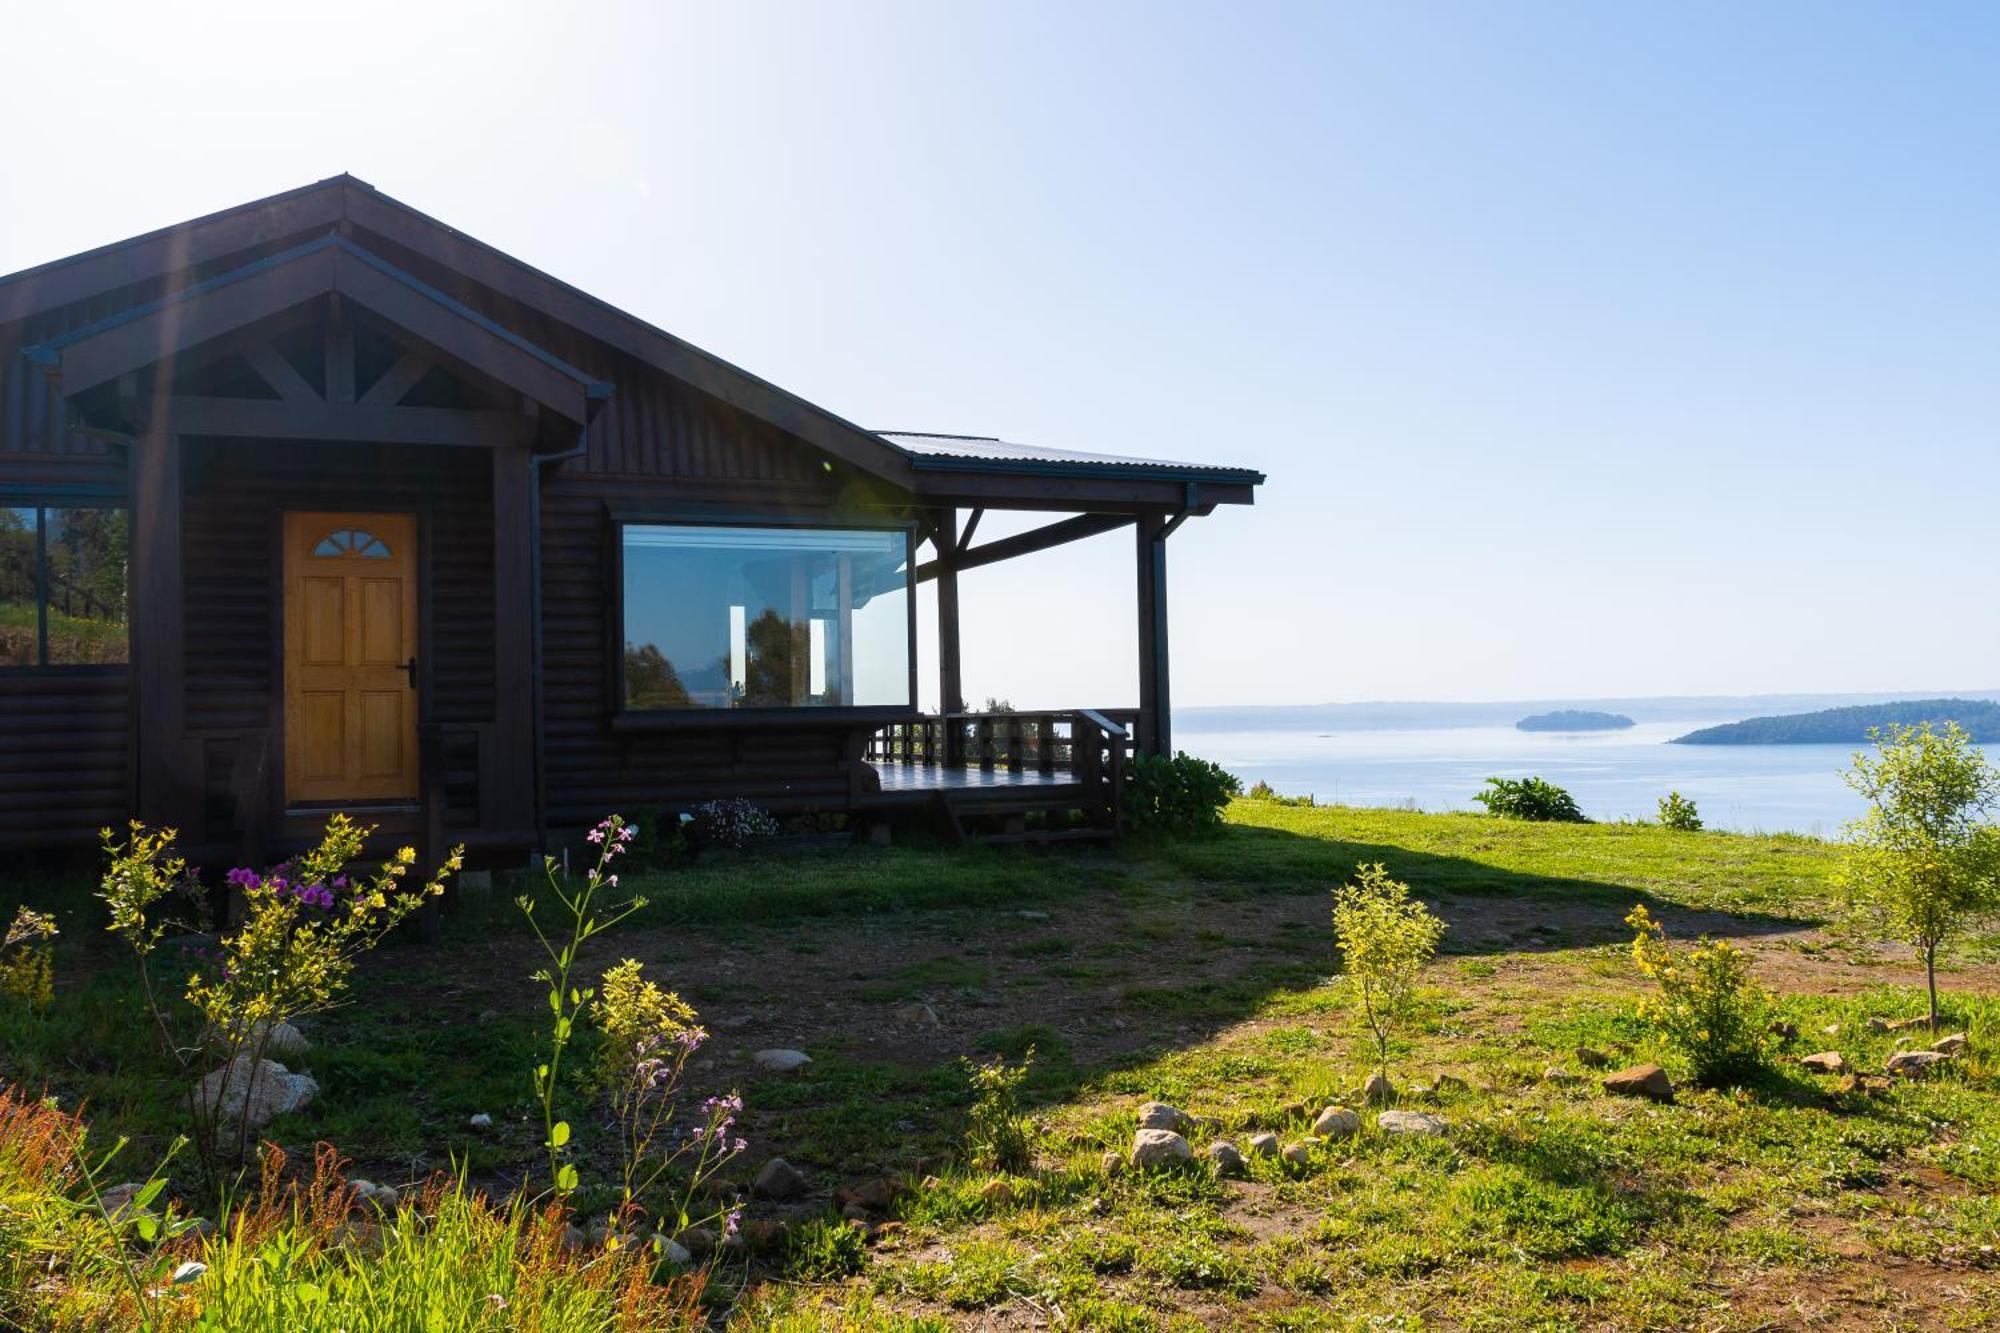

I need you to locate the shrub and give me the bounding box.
[1657,791,1703,831]
[1245,780,1314,808]
[1838,721,2000,1027]
[1473,776,1586,823]
[1123,752,1242,838]
[622,804,688,870]
[1626,903,1768,1085]
[687,797,780,850]
[784,1215,869,1281]
[1331,863,1445,1076]
[962,1049,1036,1174]
[0,907,57,1010]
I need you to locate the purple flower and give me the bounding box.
[226,867,260,889]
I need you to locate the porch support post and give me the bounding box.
[933,508,965,765]
[1135,511,1171,758]
[490,444,537,840]
[131,429,200,830]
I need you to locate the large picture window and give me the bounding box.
[620,523,911,711]
[1,504,128,668]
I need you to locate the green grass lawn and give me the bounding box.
[6,800,1998,1329]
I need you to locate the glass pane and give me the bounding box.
[313,532,347,556]
[0,507,37,667]
[621,524,910,710]
[356,535,389,558]
[44,508,128,665]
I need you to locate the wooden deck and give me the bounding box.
[870,763,1082,795]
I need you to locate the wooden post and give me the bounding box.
[933,508,964,762]
[490,445,536,840]
[1135,512,1171,758]
[131,428,201,831]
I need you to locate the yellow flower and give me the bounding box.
[398,846,418,865]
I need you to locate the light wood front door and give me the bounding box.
[283,512,419,805]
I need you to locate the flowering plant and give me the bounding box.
[686,798,779,851]
[1626,903,1768,1086]
[595,959,745,1242]
[0,906,58,1009]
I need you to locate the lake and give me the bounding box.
[1176,719,1865,836]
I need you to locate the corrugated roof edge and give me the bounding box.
[876,431,1265,485]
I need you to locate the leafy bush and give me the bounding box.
[1332,863,1446,1075]
[1626,903,1768,1085]
[1245,780,1314,808]
[784,1214,869,1281]
[687,798,780,850]
[1123,753,1242,838]
[1657,791,1703,831]
[961,1049,1036,1174]
[0,907,57,1010]
[622,804,688,870]
[1473,776,1586,823]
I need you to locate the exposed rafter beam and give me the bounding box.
[242,342,320,404]
[359,348,434,407]
[913,513,1133,583]
[956,507,984,555]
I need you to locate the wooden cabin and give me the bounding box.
[0,176,1262,863]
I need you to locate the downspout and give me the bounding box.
[525,422,593,852]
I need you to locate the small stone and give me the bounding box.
[192,1056,318,1130]
[1432,1073,1470,1097]
[1311,1106,1362,1139]
[468,1113,493,1130]
[1130,1128,1193,1169]
[561,1224,587,1251]
[753,1049,812,1073]
[752,1157,809,1199]
[1247,1132,1281,1157]
[1543,1066,1579,1083]
[1360,1072,1394,1105]
[652,1237,691,1265]
[1800,1052,1847,1074]
[675,1225,717,1257]
[349,1178,377,1202]
[1017,909,1051,921]
[893,1003,939,1026]
[836,1176,904,1213]
[1574,1047,1611,1069]
[477,1009,500,1023]
[979,1178,1016,1206]
[1823,1023,1840,1035]
[1136,1101,1189,1132]
[1280,1141,1313,1167]
[97,1182,150,1221]
[1887,1050,1950,1078]
[183,1217,216,1239]
[1869,1016,1930,1034]
[743,1219,789,1252]
[1377,1110,1449,1136]
[1206,1140,1246,1177]
[841,1203,871,1222]
[1100,1150,1123,1176]
[259,1021,311,1059]
[1934,1033,1969,1056]
[1601,1064,1675,1103]
[371,1184,399,1209]
[585,1218,612,1246]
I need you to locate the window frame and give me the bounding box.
[607,508,920,729]
[0,489,130,676]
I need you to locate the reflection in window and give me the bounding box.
[621,524,911,710]
[1,504,128,667]
[312,528,391,558]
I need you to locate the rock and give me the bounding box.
[192,1057,318,1130]
[1360,1072,1394,1105]
[675,1225,717,1257]
[96,1182,150,1221]
[1934,1033,1969,1056]
[1601,1064,1675,1103]
[656,1238,692,1266]
[742,1219,788,1252]
[893,1003,939,1026]
[1887,1050,1951,1079]
[585,1217,612,1246]
[979,1178,1017,1206]
[1206,1140,1246,1177]
[1574,1047,1611,1069]
[835,1176,904,1213]
[561,1225,587,1251]
[752,1157,809,1200]
[1130,1128,1193,1169]
[1432,1073,1470,1097]
[1377,1110,1449,1136]
[1800,1052,1848,1075]
[1543,1066,1579,1083]
[1280,1141,1313,1167]
[370,1184,399,1210]
[1311,1106,1362,1139]
[349,1177,377,1203]
[1100,1150,1124,1176]
[468,1113,493,1130]
[259,1021,311,1059]
[1247,1132,1281,1157]
[1135,1101,1189,1132]
[1823,1023,1840,1035]
[752,1049,812,1073]
[1868,1016,1930,1034]
[183,1217,216,1240]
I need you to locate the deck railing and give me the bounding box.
[866,708,1138,831]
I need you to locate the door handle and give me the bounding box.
[403,657,419,690]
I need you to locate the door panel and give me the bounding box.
[284,512,419,804]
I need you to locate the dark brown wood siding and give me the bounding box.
[181,438,496,837]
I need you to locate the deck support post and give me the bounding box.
[131,428,201,832]
[1135,511,1171,758]
[932,508,965,763]
[490,444,537,841]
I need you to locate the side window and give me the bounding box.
[0,504,129,667]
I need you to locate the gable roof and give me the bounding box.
[2,176,1261,505]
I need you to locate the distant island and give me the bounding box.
[1673,698,2000,745]
[1516,710,1635,733]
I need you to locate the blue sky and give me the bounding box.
[5,3,1996,707]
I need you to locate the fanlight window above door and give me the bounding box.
[311,528,392,559]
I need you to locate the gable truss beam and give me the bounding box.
[913,512,1133,584]
[112,395,531,448]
